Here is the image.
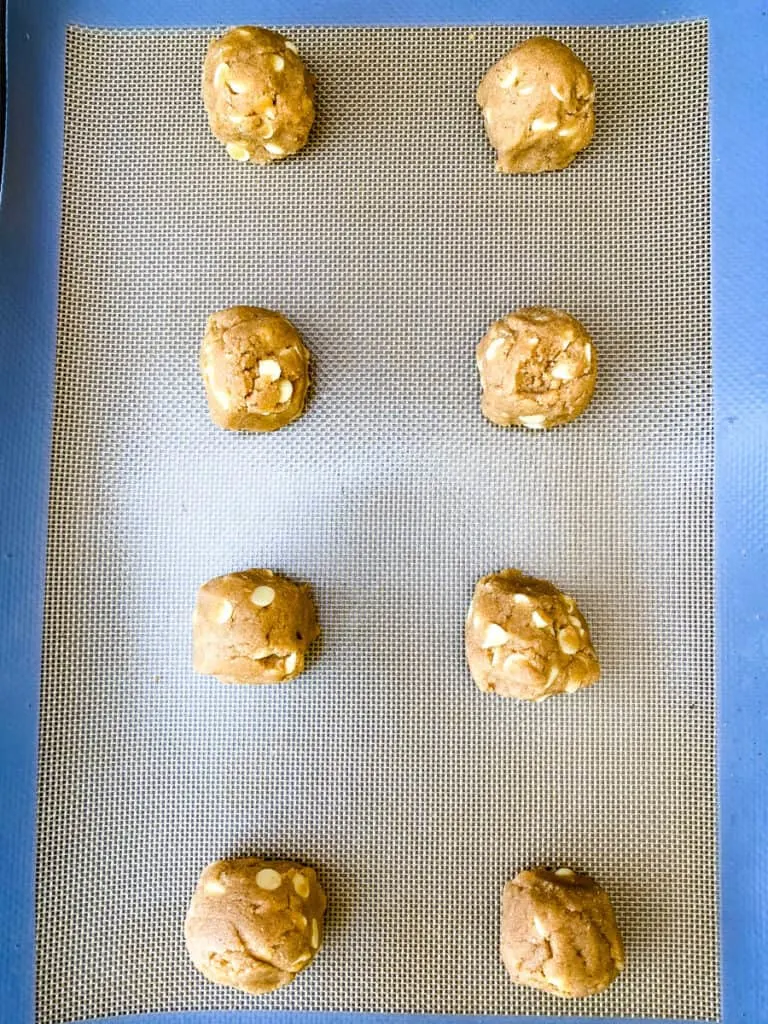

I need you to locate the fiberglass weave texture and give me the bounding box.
[38,21,717,1023]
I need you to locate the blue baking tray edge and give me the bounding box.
[1,1,766,1022]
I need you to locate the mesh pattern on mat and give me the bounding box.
[38,21,717,1023]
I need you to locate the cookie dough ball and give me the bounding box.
[202,26,315,164]
[501,867,624,998]
[477,36,594,174]
[193,569,319,684]
[477,307,595,430]
[201,306,311,432]
[185,857,327,995]
[465,569,599,701]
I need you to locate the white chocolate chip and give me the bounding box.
[480,623,511,649]
[558,627,581,656]
[531,610,552,629]
[485,337,505,360]
[284,652,298,674]
[213,599,233,625]
[227,78,249,95]
[531,117,558,132]
[565,679,580,694]
[213,62,230,89]
[264,106,277,121]
[293,873,310,899]
[584,342,592,364]
[310,919,320,948]
[292,912,307,930]
[227,113,244,125]
[533,914,548,938]
[285,40,299,54]
[551,360,575,381]
[549,83,565,101]
[484,109,493,125]
[499,66,519,88]
[256,868,282,891]
[225,142,250,162]
[264,142,286,156]
[568,615,585,633]
[278,379,294,404]
[212,386,231,410]
[503,653,528,672]
[557,125,577,137]
[546,665,560,688]
[555,867,575,879]
[250,585,276,607]
[204,879,226,895]
[512,593,531,605]
[518,84,535,95]
[258,358,281,382]
[518,414,546,429]
[257,120,276,140]
[291,952,313,970]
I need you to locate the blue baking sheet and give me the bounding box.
[1,1,766,1022]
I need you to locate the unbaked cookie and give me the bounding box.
[477,306,596,429]
[193,569,320,684]
[466,569,599,701]
[202,26,315,165]
[501,866,624,998]
[185,857,326,994]
[201,305,311,432]
[477,36,594,174]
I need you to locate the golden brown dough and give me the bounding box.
[185,857,327,995]
[193,569,320,684]
[501,866,624,998]
[477,36,594,174]
[202,26,315,165]
[465,569,600,702]
[477,306,596,430]
[201,305,311,432]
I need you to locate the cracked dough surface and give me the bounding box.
[501,867,624,998]
[193,569,320,684]
[477,36,594,174]
[202,26,315,165]
[201,305,311,432]
[185,857,326,995]
[477,306,596,430]
[465,569,600,701]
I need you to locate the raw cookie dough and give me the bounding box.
[185,857,327,995]
[477,36,594,174]
[193,569,320,684]
[501,867,624,998]
[465,569,600,701]
[201,305,311,432]
[202,26,316,164]
[477,306,596,429]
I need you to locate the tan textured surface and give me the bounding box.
[185,858,326,994]
[38,22,716,1023]
[201,306,311,431]
[202,26,315,164]
[501,867,624,998]
[477,36,594,173]
[466,569,600,701]
[477,306,596,429]
[193,569,319,683]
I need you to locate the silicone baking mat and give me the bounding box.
[37,21,716,1023]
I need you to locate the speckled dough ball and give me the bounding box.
[185,857,327,995]
[501,867,624,998]
[202,26,315,164]
[477,36,594,174]
[477,306,596,430]
[201,306,311,432]
[193,569,320,684]
[465,569,600,702]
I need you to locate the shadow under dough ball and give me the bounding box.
[477,306,596,429]
[202,25,316,164]
[466,569,600,701]
[185,857,327,995]
[501,867,624,998]
[193,569,320,684]
[201,305,311,432]
[477,36,594,173]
